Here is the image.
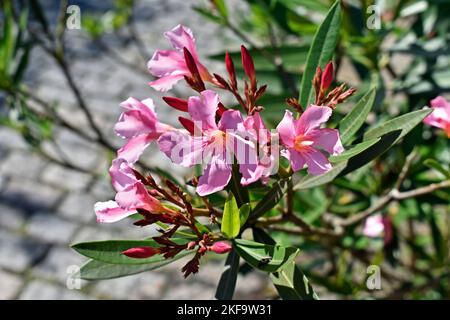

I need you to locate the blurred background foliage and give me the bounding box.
[0,0,449,299]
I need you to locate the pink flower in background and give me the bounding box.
[423,96,450,138]
[363,214,384,237]
[148,25,212,91]
[115,97,172,163]
[94,159,168,223]
[158,90,258,196]
[276,106,344,175]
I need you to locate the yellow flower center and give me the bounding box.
[294,135,314,152]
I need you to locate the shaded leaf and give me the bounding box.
[215,249,240,300]
[249,179,289,220]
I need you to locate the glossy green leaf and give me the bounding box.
[364,109,433,142]
[221,193,240,238]
[239,203,251,227]
[294,161,347,190]
[212,0,228,19]
[339,88,376,144]
[299,0,341,106]
[233,239,299,272]
[249,179,289,220]
[329,138,381,163]
[72,239,187,265]
[270,261,319,300]
[215,249,240,300]
[79,251,192,280]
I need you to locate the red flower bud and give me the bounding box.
[321,61,334,90]
[162,96,188,112]
[178,116,195,135]
[241,45,256,88]
[122,246,159,259]
[208,241,232,254]
[217,102,227,117]
[225,52,237,89]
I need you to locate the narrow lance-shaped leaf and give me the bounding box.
[339,87,376,144]
[72,239,188,265]
[271,261,319,300]
[79,250,193,280]
[329,138,381,163]
[249,178,289,220]
[221,193,240,238]
[239,203,251,227]
[233,239,299,273]
[215,249,240,300]
[299,0,341,106]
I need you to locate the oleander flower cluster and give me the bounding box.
[93,25,356,277]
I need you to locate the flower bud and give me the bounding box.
[241,45,256,89]
[122,246,159,258]
[321,61,334,90]
[162,96,188,112]
[208,241,232,254]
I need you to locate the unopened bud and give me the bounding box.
[208,241,232,254]
[321,62,334,90]
[122,246,159,258]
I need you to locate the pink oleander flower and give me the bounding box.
[423,96,450,138]
[241,112,277,185]
[148,24,212,92]
[208,241,232,254]
[363,214,384,237]
[115,97,172,164]
[276,106,344,175]
[158,90,258,196]
[94,159,170,223]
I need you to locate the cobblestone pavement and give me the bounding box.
[0,0,271,299]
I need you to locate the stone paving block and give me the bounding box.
[0,269,23,299]
[41,164,92,191]
[90,178,114,201]
[58,192,97,223]
[0,179,63,213]
[92,275,140,299]
[26,212,78,244]
[0,128,28,150]
[0,203,26,231]
[163,282,216,300]
[0,230,48,272]
[33,246,86,283]
[0,151,47,180]
[19,279,91,300]
[70,226,119,243]
[127,272,168,299]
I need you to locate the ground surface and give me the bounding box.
[0,0,270,300]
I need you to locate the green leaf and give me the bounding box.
[424,159,450,179]
[239,203,251,227]
[270,261,319,300]
[221,193,240,238]
[298,0,341,106]
[193,6,224,24]
[71,239,187,265]
[294,161,347,190]
[249,179,289,220]
[339,88,376,144]
[215,249,240,300]
[233,239,299,272]
[329,138,381,163]
[79,251,192,280]
[212,0,228,19]
[364,108,433,142]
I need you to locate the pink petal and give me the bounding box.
[188,90,219,131]
[164,25,198,59]
[115,182,163,213]
[117,134,154,164]
[286,149,306,172]
[296,105,332,135]
[430,96,450,116]
[197,152,232,196]
[218,109,245,131]
[302,148,332,175]
[147,50,187,77]
[148,74,186,92]
[94,200,137,223]
[158,130,205,167]
[276,110,296,148]
[109,158,138,192]
[308,128,344,155]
